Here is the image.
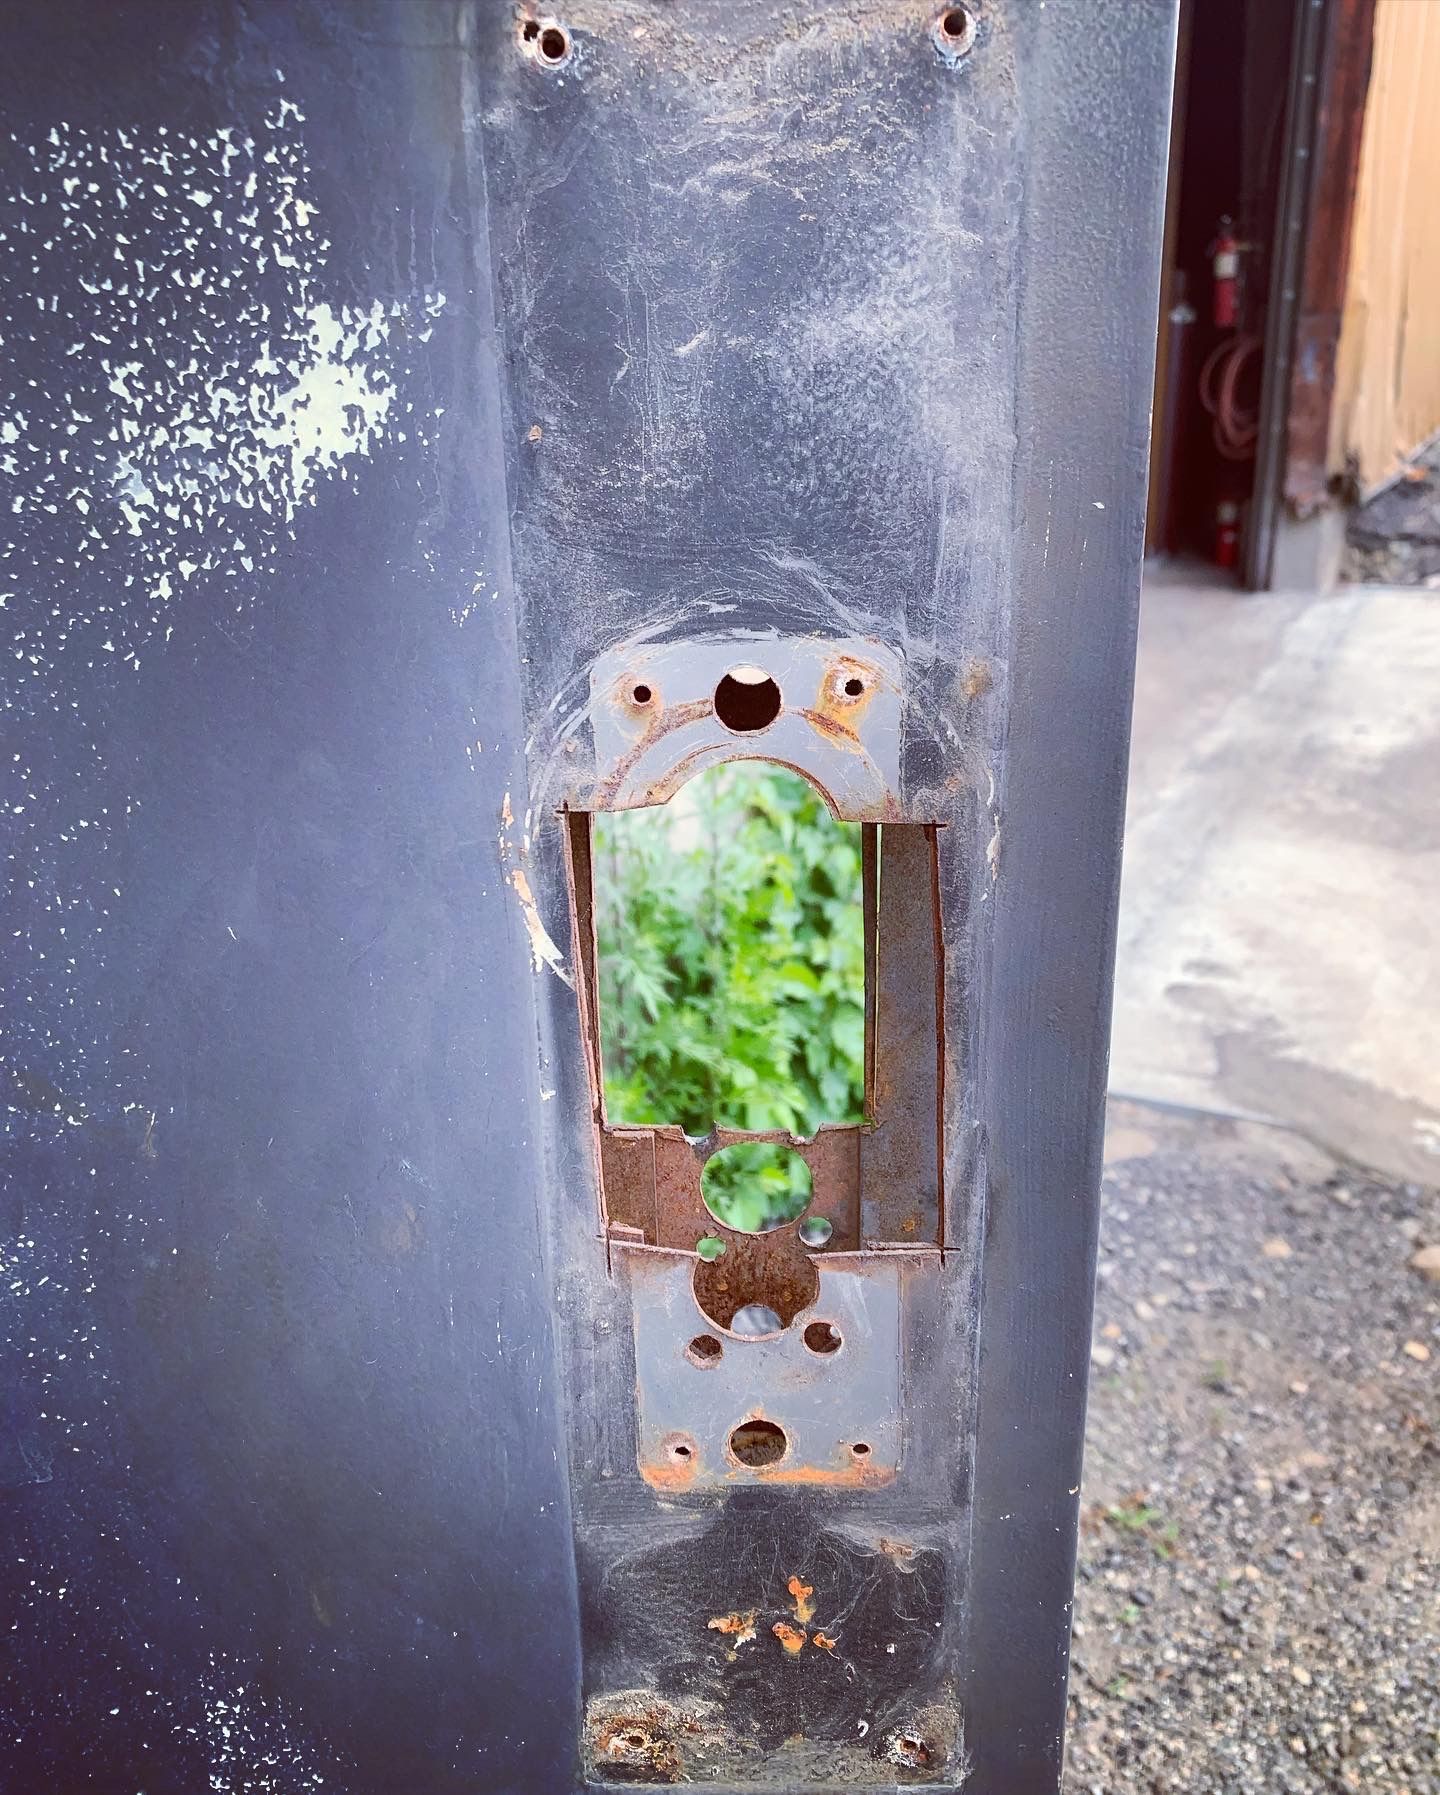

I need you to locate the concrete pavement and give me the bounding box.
[1109,567,1440,1187]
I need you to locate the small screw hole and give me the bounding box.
[798,1214,833,1249]
[521,18,540,39]
[538,23,569,61]
[632,683,653,705]
[851,1440,871,1457]
[803,1320,843,1355]
[843,676,864,697]
[663,1432,697,1464]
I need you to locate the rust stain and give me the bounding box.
[797,704,863,749]
[812,1631,838,1652]
[639,1450,698,1494]
[614,671,663,726]
[584,1693,723,1785]
[594,696,712,806]
[811,653,883,739]
[786,1575,815,1625]
[593,1716,681,1783]
[772,1621,807,1655]
[730,1458,896,1489]
[707,1610,757,1650]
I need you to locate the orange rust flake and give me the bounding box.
[707,1611,757,1648]
[772,1622,807,1656]
[813,1632,838,1652]
[810,654,882,741]
[729,1458,896,1489]
[786,1575,815,1624]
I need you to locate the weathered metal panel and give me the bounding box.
[1,1,1174,1790]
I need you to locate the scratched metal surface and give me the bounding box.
[629,1254,903,1493]
[583,634,903,816]
[502,2,1174,1787]
[0,0,1174,1790]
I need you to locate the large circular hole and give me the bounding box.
[728,1418,788,1467]
[685,1332,723,1368]
[538,23,570,62]
[803,1319,843,1356]
[933,5,975,55]
[701,1141,812,1234]
[713,669,782,733]
[692,1230,820,1337]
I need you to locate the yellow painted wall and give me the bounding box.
[1330,0,1440,496]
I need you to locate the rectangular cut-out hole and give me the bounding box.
[567,782,943,1249]
[589,763,865,1229]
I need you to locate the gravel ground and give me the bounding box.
[1065,1102,1440,1794]
[1345,437,1440,585]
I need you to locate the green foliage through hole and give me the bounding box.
[593,763,865,1230]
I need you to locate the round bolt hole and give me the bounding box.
[850,1440,871,1458]
[696,1234,726,1261]
[843,676,864,697]
[933,5,975,55]
[663,1432,697,1464]
[686,1332,723,1368]
[538,22,570,62]
[803,1319,843,1356]
[891,1733,932,1768]
[798,1214,833,1249]
[631,682,653,705]
[729,1303,783,1338]
[713,668,782,733]
[729,1418,788,1467]
[702,1140,812,1234]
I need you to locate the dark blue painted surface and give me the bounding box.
[2,4,580,1788]
[1,1,1174,1788]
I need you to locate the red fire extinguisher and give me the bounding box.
[1211,216,1240,329]
[1214,499,1240,569]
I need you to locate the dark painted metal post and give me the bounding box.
[2,3,1174,1789]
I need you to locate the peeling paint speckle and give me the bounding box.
[3,92,445,1142]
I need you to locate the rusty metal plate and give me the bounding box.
[628,1249,904,1491]
[585,634,904,818]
